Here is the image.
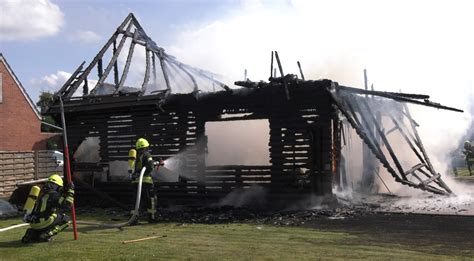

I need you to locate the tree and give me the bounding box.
[36,91,60,133]
[36,91,54,114]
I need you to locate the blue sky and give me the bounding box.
[1,0,473,160]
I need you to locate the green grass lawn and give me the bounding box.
[0,216,469,260]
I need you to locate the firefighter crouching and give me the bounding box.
[21,174,74,243]
[129,138,164,223]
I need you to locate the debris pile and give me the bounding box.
[77,203,380,226]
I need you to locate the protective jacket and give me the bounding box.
[29,185,74,230]
[132,150,155,184]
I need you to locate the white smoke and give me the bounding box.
[165,1,473,200]
[217,185,267,208]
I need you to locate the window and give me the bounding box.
[205,119,270,166]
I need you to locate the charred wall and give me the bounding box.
[53,79,338,205]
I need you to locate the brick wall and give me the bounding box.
[0,60,56,151]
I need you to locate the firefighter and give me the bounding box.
[21,174,74,243]
[463,141,473,175]
[129,138,163,223]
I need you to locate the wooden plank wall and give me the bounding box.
[37,150,63,179]
[62,80,337,205]
[0,150,63,198]
[0,151,34,197]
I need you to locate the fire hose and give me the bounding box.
[0,166,148,232]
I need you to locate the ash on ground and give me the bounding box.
[77,201,380,227]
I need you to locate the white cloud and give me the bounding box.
[0,0,64,41]
[72,30,102,44]
[32,70,97,97]
[32,70,71,91]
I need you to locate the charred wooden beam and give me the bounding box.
[114,29,138,94]
[158,51,171,92]
[328,84,403,183]
[83,76,89,96]
[141,49,151,95]
[338,85,462,112]
[297,61,305,81]
[274,51,290,100]
[152,51,157,85]
[360,98,407,179]
[66,14,133,98]
[91,22,134,95]
[97,58,103,79]
[403,103,452,194]
[54,61,85,99]
[270,51,274,79]
[113,40,119,87]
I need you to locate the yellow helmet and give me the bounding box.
[47,174,64,187]
[136,138,150,150]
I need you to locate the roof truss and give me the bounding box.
[54,13,229,103]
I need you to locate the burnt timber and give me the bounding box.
[49,79,337,205]
[47,13,461,206]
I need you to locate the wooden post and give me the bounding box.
[91,21,134,94]
[114,29,138,94]
[113,40,120,87]
[297,61,305,80]
[141,49,151,94]
[270,51,273,79]
[34,151,39,180]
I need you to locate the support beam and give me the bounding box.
[270,51,274,79]
[113,40,120,87]
[141,49,151,95]
[328,84,403,183]
[152,52,157,86]
[359,98,407,179]
[158,51,171,92]
[297,61,305,81]
[403,103,452,193]
[55,61,85,99]
[114,29,138,94]
[274,51,290,100]
[66,14,133,97]
[339,85,462,112]
[91,21,134,94]
[97,58,103,79]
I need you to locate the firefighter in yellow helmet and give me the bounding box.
[21,174,74,243]
[129,138,163,223]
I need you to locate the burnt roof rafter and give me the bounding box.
[54,13,229,103]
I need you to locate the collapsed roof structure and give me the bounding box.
[47,13,462,205]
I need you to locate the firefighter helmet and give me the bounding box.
[136,138,150,150]
[47,174,64,187]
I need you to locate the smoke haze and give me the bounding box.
[166,0,473,189]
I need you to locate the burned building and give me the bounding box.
[47,14,460,206]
